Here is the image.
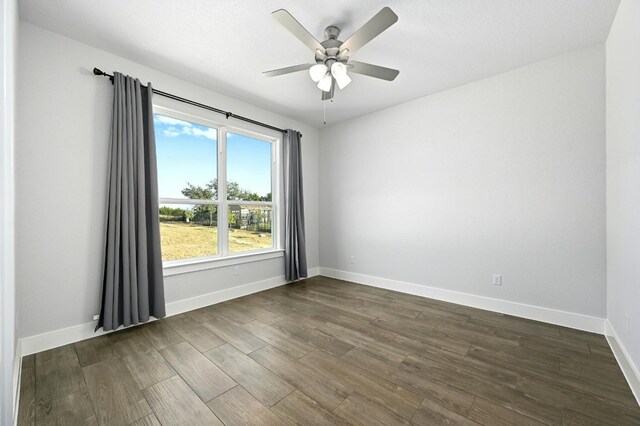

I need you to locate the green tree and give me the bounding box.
[182,179,269,202]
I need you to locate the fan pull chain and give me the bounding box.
[323,100,326,125]
[322,98,334,125]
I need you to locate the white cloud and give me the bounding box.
[183,126,217,140]
[155,114,216,141]
[155,115,192,127]
[162,128,180,137]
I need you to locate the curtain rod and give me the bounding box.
[93,68,290,135]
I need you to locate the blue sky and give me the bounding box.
[154,113,272,199]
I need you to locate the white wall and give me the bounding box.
[606,0,640,376]
[0,0,18,423]
[15,22,319,339]
[320,44,606,319]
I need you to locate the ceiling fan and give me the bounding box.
[264,7,400,101]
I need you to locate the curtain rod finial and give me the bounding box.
[93,67,103,76]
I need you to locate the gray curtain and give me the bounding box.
[97,72,165,332]
[283,130,308,281]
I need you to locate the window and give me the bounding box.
[154,108,278,267]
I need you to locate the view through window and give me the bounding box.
[154,112,275,262]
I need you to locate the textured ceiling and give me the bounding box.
[20,0,620,127]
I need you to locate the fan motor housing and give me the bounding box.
[316,25,345,64]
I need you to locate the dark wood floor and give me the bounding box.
[18,276,640,425]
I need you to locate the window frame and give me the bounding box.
[153,104,282,275]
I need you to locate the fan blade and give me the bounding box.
[263,64,313,77]
[272,9,324,52]
[348,61,399,81]
[339,7,398,55]
[322,79,335,101]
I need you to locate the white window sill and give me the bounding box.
[163,249,284,277]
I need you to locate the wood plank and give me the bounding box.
[17,365,35,426]
[242,320,314,358]
[520,363,639,408]
[130,414,161,426]
[310,309,398,342]
[74,335,120,368]
[206,301,255,325]
[516,374,640,426]
[402,353,562,425]
[411,398,478,426]
[393,329,472,355]
[249,345,348,411]
[121,348,176,390]
[138,320,184,350]
[561,409,611,426]
[301,349,421,420]
[166,316,226,352]
[316,321,409,363]
[371,317,440,343]
[160,341,236,402]
[111,329,155,357]
[82,358,152,425]
[201,316,266,354]
[142,375,223,426]
[402,342,519,389]
[204,344,294,407]
[465,310,561,338]
[185,306,216,323]
[559,327,609,348]
[467,345,560,376]
[558,357,629,391]
[469,397,546,426]
[433,320,520,353]
[271,390,349,426]
[207,386,285,425]
[283,287,363,310]
[35,344,87,404]
[22,354,35,368]
[341,348,475,417]
[273,318,355,357]
[35,390,97,425]
[225,299,284,324]
[334,392,411,426]
[282,310,327,329]
[353,299,422,320]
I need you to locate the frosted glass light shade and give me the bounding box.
[334,73,351,89]
[317,74,333,92]
[331,62,351,89]
[309,64,328,82]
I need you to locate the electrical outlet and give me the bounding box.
[350,256,356,264]
[626,315,630,335]
[234,265,240,276]
[93,315,100,321]
[492,274,502,286]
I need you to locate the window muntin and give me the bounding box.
[154,110,278,264]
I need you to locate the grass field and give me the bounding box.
[159,222,272,261]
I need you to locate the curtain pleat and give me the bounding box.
[97,72,165,332]
[283,130,308,281]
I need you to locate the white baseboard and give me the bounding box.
[605,320,640,405]
[18,267,320,357]
[319,268,605,334]
[165,274,288,317]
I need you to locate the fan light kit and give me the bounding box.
[264,7,400,101]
